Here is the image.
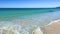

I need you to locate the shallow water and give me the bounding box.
[0,8,60,34]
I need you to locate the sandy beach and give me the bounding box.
[42,20,60,34]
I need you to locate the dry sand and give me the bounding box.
[42,20,60,34]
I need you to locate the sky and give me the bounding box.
[0,0,60,8]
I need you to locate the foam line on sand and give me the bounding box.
[47,20,60,26]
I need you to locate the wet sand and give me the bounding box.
[42,20,60,34]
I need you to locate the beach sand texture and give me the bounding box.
[42,20,60,34]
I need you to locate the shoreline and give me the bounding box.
[42,20,60,34]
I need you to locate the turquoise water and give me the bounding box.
[0,8,60,19]
[0,8,60,25]
[0,8,60,34]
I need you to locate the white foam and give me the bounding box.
[32,27,44,34]
[0,21,21,34]
[47,20,60,26]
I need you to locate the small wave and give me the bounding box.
[47,20,60,26]
[0,20,21,34]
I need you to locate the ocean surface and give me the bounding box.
[0,8,60,34]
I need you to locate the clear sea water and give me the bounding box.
[0,8,60,34]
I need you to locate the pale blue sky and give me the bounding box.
[0,0,60,8]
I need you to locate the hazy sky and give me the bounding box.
[0,0,60,8]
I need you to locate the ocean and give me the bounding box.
[0,8,60,34]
